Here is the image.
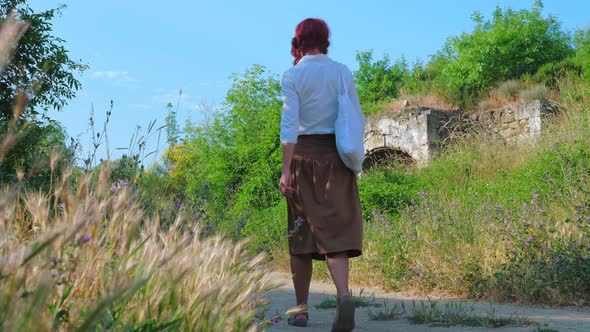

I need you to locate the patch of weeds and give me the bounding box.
[407,299,537,328]
[408,299,443,324]
[314,289,383,309]
[368,301,406,321]
[252,308,282,328]
[485,302,536,328]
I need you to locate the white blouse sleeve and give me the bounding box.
[343,66,363,116]
[280,71,300,144]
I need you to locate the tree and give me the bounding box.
[436,0,572,109]
[353,50,410,106]
[1,1,86,121]
[167,65,282,224]
[0,1,84,187]
[573,28,590,75]
[0,117,76,187]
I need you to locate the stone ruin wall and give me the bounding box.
[364,99,560,167]
[467,100,559,144]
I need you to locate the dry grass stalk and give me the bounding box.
[387,94,456,112]
[0,160,276,331]
[0,11,29,72]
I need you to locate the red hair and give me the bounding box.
[291,18,330,65]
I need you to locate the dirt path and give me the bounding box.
[261,272,590,332]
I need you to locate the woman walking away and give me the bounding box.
[279,18,363,332]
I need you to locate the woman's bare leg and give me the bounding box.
[326,252,351,298]
[327,252,355,331]
[290,254,313,311]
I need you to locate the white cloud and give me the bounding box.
[91,71,129,80]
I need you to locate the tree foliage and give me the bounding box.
[573,28,590,75]
[0,118,75,187]
[1,1,86,121]
[435,0,572,109]
[353,50,411,106]
[0,1,82,187]
[167,65,283,224]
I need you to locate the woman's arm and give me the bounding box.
[280,143,296,196]
[279,71,299,196]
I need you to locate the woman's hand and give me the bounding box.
[279,170,295,196]
[280,143,296,196]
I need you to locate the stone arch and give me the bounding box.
[363,147,415,170]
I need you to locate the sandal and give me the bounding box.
[331,295,355,332]
[287,312,309,327]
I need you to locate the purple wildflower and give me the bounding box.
[202,224,212,232]
[57,203,65,210]
[111,184,120,192]
[510,248,516,253]
[294,217,305,228]
[288,217,305,238]
[236,222,245,229]
[495,205,502,211]
[79,234,91,245]
[504,210,511,216]
[418,190,426,198]
[270,315,282,324]
[525,235,533,243]
[117,179,128,186]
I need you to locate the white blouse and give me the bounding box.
[280,54,361,144]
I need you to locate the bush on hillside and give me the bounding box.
[354,50,412,109]
[533,59,584,89]
[435,0,572,109]
[357,167,420,217]
[165,65,283,229]
[573,28,590,76]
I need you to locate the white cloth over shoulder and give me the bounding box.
[280,54,361,144]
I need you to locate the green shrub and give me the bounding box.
[435,0,572,109]
[358,167,420,217]
[360,100,390,117]
[533,59,583,89]
[573,28,590,75]
[354,50,411,106]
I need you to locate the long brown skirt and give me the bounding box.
[286,134,363,261]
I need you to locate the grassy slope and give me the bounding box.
[265,78,590,306]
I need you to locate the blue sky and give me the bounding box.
[25,0,590,164]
